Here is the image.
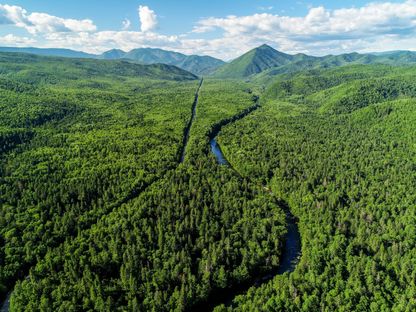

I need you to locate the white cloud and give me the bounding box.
[194,1,416,38]
[122,18,131,30]
[2,1,416,59]
[0,33,36,46]
[37,30,179,55]
[138,5,157,32]
[0,4,96,34]
[26,13,96,34]
[0,4,28,27]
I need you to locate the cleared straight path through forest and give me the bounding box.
[0,79,204,312]
[180,78,203,162]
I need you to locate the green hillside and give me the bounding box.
[100,49,127,59]
[0,52,198,82]
[0,47,225,76]
[263,64,416,113]
[0,53,286,311]
[216,65,416,311]
[212,44,294,78]
[176,54,225,75]
[0,47,96,58]
[124,47,185,64]
[214,45,416,80]
[1,47,416,312]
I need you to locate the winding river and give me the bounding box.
[204,102,302,310]
[0,82,301,312]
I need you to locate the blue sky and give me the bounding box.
[0,0,415,59]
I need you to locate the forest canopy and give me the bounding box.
[1,53,415,311]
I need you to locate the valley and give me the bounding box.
[0,43,415,311]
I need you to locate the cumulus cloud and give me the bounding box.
[2,1,416,59]
[0,4,96,34]
[36,30,179,55]
[194,0,416,44]
[138,5,157,32]
[0,33,36,46]
[0,4,28,28]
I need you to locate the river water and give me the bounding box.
[209,137,229,165]
[206,117,301,309]
[1,91,301,312]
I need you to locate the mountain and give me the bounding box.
[100,49,127,59]
[367,50,416,64]
[120,48,225,75]
[214,45,416,80]
[4,45,416,79]
[212,44,296,78]
[252,54,369,83]
[124,48,185,64]
[369,50,416,57]
[0,47,96,59]
[0,46,225,76]
[175,55,225,75]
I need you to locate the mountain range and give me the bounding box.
[1,45,416,79]
[211,44,416,79]
[0,47,224,76]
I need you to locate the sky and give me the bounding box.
[0,0,415,60]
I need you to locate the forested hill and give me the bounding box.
[0,47,96,59]
[0,47,225,76]
[215,64,416,311]
[0,53,202,310]
[212,44,416,79]
[0,52,198,82]
[4,45,416,79]
[0,53,289,311]
[1,47,416,311]
[212,44,298,78]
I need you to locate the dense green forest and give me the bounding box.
[1,52,416,311]
[0,53,199,302]
[1,53,288,311]
[216,65,416,311]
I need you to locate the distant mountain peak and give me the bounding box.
[212,44,293,78]
[107,48,125,52]
[117,48,224,75]
[258,44,275,49]
[4,45,416,80]
[100,49,127,59]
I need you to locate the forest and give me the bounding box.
[217,65,416,311]
[1,52,415,311]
